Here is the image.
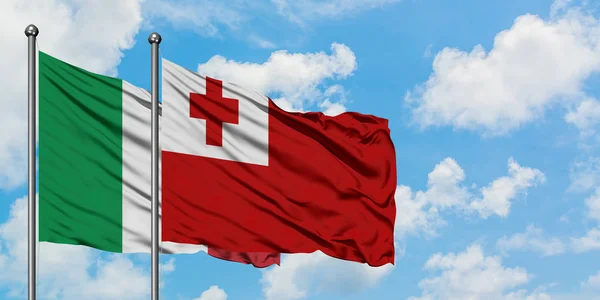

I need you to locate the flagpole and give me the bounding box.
[149,32,162,300]
[25,24,39,300]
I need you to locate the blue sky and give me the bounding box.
[1,0,600,299]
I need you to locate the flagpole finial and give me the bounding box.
[24,24,39,37]
[148,32,162,44]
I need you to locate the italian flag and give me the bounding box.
[37,51,278,267]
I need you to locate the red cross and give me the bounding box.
[190,77,239,147]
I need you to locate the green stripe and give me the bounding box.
[39,51,123,252]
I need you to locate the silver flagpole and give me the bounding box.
[25,24,39,300]
[148,32,162,300]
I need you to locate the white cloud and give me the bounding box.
[585,188,600,222]
[394,158,467,239]
[504,290,553,300]
[318,85,348,116]
[565,98,600,137]
[70,255,150,300]
[569,186,600,253]
[143,0,244,37]
[395,157,544,238]
[550,0,574,17]
[582,270,600,289]
[143,0,398,45]
[569,157,600,192]
[272,98,303,113]
[160,257,176,274]
[417,157,470,209]
[159,257,176,288]
[260,251,393,300]
[197,43,356,112]
[408,244,546,300]
[424,44,434,58]
[571,228,600,253]
[0,0,144,189]
[569,181,600,254]
[319,99,347,116]
[0,196,151,299]
[272,0,400,24]
[248,35,277,49]
[496,225,566,256]
[405,5,600,136]
[394,184,446,239]
[194,285,228,300]
[468,158,546,218]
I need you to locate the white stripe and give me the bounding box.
[121,80,206,254]
[161,58,269,165]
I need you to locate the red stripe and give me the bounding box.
[207,247,280,268]
[162,100,396,267]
